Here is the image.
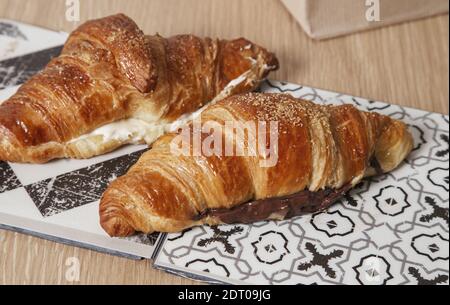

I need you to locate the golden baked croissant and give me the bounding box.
[99,93,414,236]
[0,14,278,163]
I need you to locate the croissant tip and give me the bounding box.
[99,187,137,237]
[267,53,280,71]
[100,212,136,237]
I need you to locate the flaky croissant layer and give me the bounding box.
[0,14,278,163]
[100,93,414,237]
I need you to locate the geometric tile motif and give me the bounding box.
[24,149,147,217]
[197,226,244,255]
[373,186,411,216]
[0,161,21,194]
[407,266,449,285]
[428,167,449,192]
[419,196,449,228]
[310,210,355,237]
[0,45,63,89]
[186,258,231,278]
[252,231,290,265]
[297,242,344,279]
[411,233,449,262]
[353,255,394,285]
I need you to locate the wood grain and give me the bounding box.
[0,0,448,284]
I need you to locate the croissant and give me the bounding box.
[0,14,278,163]
[99,93,414,236]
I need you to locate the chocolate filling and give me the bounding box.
[196,157,383,224]
[196,184,352,224]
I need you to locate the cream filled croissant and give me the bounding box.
[99,93,414,236]
[0,14,278,163]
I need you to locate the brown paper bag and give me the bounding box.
[281,0,449,39]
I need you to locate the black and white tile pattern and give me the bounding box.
[24,149,146,217]
[0,161,22,194]
[0,45,63,90]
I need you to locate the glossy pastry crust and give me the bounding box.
[0,14,278,163]
[99,93,414,236]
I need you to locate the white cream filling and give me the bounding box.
[67,56,273,146]
[68,118,167,145]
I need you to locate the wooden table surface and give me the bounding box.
[0,0,448,285]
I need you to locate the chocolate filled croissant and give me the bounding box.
[99,93,414,236]
[0,14,278,163]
